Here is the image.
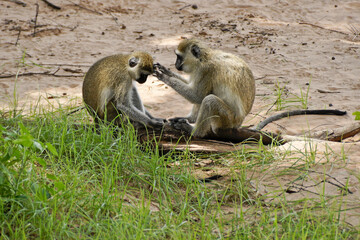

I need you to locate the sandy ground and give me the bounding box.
[1,0,360,226]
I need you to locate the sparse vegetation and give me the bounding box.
[273,80,311,111]
[353,111,360,121]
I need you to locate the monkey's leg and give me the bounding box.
[171,95,235,138]
[193,94,236,138]
[187,104,200,123]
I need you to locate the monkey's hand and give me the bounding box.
[149,118,165,128]
[170,118,193,134]
[154,68,170,84]
[153,117,167,124]
[154,63,173,77]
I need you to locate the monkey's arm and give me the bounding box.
[131,85,166,122]
[131,86,145,112]
[155,69,204,104]
[116,99,164,127]
[253,109,347,130]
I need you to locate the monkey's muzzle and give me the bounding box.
[136,73,148,84]
[175,55,184,71]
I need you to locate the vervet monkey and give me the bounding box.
[82,52,165,128]
[155,38,255,138]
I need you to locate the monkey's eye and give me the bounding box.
[129,57,139,68]
[191,45,201,58]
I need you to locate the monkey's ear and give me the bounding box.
[129,57,139,68]
[191,45,201,58]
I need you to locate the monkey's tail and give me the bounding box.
[253,109,347,131]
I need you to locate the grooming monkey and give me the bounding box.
[155,38,255,138]
[82,52,165,128]
[155,38,347,141]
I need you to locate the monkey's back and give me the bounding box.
[211,50,255,117]
[82,54,129,122]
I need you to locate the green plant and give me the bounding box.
[352,111,360,120]
[274,81,287,111]
[273,80,311,111]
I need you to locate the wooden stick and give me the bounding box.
[317,89,341,94]
[38,63,91,67]
[41,0,61,10]
[67,0,103,15]
[311,122,360,141]
[7,0,26,7]
[299,22,348,35]
[15,28,21,46]
[0,71,84,78]
[33,3,39,37]
[136,123,283,154]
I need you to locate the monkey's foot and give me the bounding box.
[169,117,188,123]
[170,118,193,134]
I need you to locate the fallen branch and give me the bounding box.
[67,0,103,15]
[311,122,360,141]
[0,71,84,78]
[38,63,91,67]
[317,89,341,94]
[136,123,283,154]
[299,22,348,35]
[41,0,61,10]
[7,0,26,7]
[27,27,61,37]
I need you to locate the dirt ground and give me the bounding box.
[1,0,360,226]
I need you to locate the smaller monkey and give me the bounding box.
[155,38,256,138]
[82,52,165,128]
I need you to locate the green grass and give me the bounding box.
[0,105,358,239]
[273,80,311,111]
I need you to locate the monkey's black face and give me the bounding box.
[136,73,148,84]
[175,55,184,71]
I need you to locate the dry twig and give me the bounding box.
[0,71,84,78]
[311,122,360,141]
[299,22,348,35]
[15,28,21,46]
[67,0,103,15]
[41,0,61,10]
[33,3,39,37]
[7,0,26,7]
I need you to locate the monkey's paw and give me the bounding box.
[154,63,173,76]
[170,118,193,134]
[154,117,167,124]
[169,117,188,123]
[153,69,167,83]
[150,119,165,128]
